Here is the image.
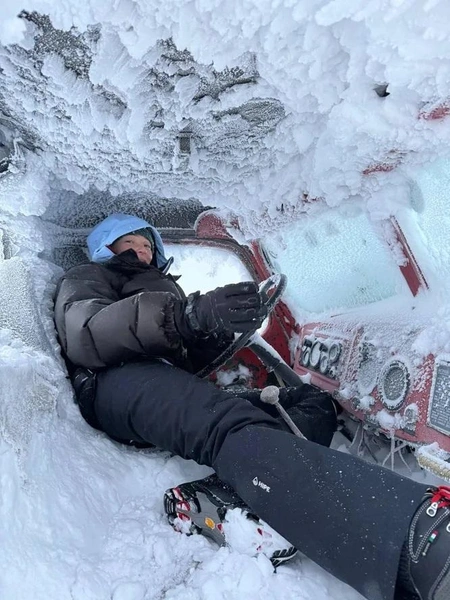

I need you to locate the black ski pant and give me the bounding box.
[89,360,426,600]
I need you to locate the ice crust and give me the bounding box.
[2,2,450,234]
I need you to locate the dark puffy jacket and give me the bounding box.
[54,250,229,373]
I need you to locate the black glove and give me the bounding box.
[176,282,268,340]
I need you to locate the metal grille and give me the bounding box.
[428,361,450,435]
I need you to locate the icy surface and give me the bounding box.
[2,2,450,234]
[262,207,410,313]
[1,2,450,600]
[166,243,252,294]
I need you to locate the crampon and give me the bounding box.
[164,474,297,568]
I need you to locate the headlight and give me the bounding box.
[379,359,410,411]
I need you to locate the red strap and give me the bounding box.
[431,486,450,509]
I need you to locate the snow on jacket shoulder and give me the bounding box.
[54,252,185,370]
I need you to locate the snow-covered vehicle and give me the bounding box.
[5,6,450,600]
[2,100,449,484]
[103,159,450,483]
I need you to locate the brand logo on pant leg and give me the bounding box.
[252,476,271,493]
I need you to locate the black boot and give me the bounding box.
[396,486,450,600]
[163,474,297,568]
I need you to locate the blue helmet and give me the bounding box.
[87,213,169,269]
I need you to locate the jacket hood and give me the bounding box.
[87,213,169,270]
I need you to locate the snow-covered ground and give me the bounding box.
[1,2,450,599]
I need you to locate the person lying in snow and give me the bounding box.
[54,212,450,600]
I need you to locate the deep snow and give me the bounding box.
[1,2,450,599]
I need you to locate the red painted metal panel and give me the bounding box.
[389,217,429,296]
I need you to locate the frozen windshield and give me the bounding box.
[397,157,450,291]
[262,209,408,315]
[165,243,252,294]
